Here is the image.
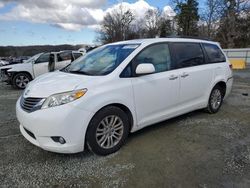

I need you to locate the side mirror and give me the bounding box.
[135,63,155,75]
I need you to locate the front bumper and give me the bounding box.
[0,69,11,83]
[16,97,94,153]
[0,69,14,85]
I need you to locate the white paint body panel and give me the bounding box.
[33,61,49,77]
[54,60,71,70]
[16,38,233,153]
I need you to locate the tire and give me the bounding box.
[12,73,31,89]
[86,106,130,156]
[206,85,223,114]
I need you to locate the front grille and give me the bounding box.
[20,97,44,112]
[24,127,36,140]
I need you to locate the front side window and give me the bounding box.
[203,43,226,63]
[171,42,204,68]
[133,43,172,73]
[25,53,43,64]
[57,52,72,62]
[35,53,51,64]
[64,44,139,76]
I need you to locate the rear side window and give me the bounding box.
[57,52,72,62]
[171,42,204,68]
[133,43,172,73]
[203,43,226,63]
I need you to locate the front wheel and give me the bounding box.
[206,85,223,114]
[86,106,130,156]
[12,73,31,89]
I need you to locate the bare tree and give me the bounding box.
[97,4,135,44]
[144,8,162,38]
[201,0,223,38]
[216,0,250,48]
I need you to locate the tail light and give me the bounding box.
[229,64,233,69]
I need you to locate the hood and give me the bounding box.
[24,71,103,98]
[0,63,31,71]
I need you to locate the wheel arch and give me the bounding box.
[90,103,134,132]
[213,81,226,98]
[11,71,34,81]
[84,102,135,152]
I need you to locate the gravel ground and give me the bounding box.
[0,69,250,187]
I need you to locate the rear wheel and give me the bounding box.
[206,85,223,114]
[86,106,130,156]
[12,73,31,89]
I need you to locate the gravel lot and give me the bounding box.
[0,69,250,187]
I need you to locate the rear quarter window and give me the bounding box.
[203,43,226,63]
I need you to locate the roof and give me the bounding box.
[111,38,219,46]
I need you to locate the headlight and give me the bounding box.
[42,89,87,109]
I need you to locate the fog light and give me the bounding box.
[51,136,66,144]
[59,137,66,144]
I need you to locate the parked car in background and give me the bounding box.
[9,56,30,65]
[0,51,83,89]
[0,60,9,66]
[16,38,233,155]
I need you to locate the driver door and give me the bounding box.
[33,53,52,77]
[130,43,180,128]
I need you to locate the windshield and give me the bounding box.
[24,53,43,63]
[63,44,139,76]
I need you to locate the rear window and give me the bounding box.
[203,43,226,63]
[171,42,205,68]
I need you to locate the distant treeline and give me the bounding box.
[0,44,85,57]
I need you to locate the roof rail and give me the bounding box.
[166,35,213,41]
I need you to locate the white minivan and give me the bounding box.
[16,38,233,155]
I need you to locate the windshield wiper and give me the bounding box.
[68,70,92,75]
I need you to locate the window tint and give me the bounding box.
[203,43,226,63]
[73,53,82,60]
[171,43,204,68]
[133,43,172,73]
[57,52,72,62]
[35,53,50,64]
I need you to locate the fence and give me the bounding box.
[223,48,250,67]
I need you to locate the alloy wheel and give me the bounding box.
[15,75,29,88]
[210,89,222,110]
[95,115,124,149]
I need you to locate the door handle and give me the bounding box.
[181,72,189,78]
[169,75,178,80]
